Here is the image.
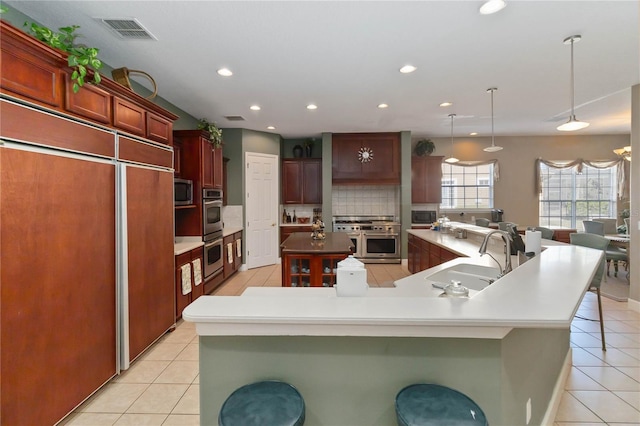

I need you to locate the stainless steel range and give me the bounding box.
[333,215,401,263]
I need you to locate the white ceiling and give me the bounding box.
[6,1,639,138]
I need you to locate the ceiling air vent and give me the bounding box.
[99,18,157,40]
[225,116,246,121]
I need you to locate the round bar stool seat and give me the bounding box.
[395,384,487,426]
[219,380,305,426]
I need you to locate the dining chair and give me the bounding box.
[534,226,555,240]
[498,222,516,231]
[583,220,627,277]
[624,218,630,235]
[569,233,609,351]
[594,218,617,235]
[475,218,490,227]
[583,220,604,235]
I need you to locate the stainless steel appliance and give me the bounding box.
[411,210,437,224]
[202,189,223,235]
[203,230,224,279]
[491,209,504,223]
[333,216,400,263]
[174,178,193,206]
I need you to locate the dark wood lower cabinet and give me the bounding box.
[408,234,460,273]
[175,247,205,320]
[1,148,117,426]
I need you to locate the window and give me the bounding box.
[539,163,617,228]
[441,163,494,210]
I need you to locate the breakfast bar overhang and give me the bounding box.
[184,242,603,425]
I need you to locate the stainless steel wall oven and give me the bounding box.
[203,230,223,279]
[202,189,223,235]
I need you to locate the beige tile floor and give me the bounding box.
[61,264,639,425]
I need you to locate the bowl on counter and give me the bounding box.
[297,217,310,224]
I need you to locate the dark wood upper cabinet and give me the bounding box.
[332,133,400,184]
[282,158,322,204]
[411,156,444,203]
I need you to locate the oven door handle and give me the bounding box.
[364,233,399,237]
[205,238,222,249]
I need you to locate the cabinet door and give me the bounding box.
[191,249,205,300]
[213,146,224,189]
[125,165,175,362]
[175,252,192,320]
[282,160,303,204]
[173,139,182,176]
[223,235,234,278]
[201,139,214,189]
[1,147,117,426]
[302,159,322,204]
[412,156,443,203]
[332,135,363,181]
[234,232,243,271]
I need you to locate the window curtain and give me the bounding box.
[451,159,500,181]
[535,158,628,199]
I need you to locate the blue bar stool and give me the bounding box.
[395,384,488,426]
[219,380,305,426]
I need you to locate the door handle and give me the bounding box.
[272,223,275,226]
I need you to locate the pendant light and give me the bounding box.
[557,35,590,131]
[445,114,459,163]
[483,88,503,152]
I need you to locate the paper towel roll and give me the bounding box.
[525,230,542,256]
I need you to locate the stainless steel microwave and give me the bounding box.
[411,210,437,224]
[174,178,194,206]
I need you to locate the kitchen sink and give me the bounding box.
[424,263,501,292]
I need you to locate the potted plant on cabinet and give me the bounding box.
[23,22,103,93]
[197,118,223,147]
[304,138,315,157]
[414,138,435,156]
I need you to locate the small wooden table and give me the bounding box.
[281,232,354,287]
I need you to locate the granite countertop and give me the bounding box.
[281,231,353,254]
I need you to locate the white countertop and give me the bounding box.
[184,223,601,339]
[174,237,203,255]
[223,226,243,237]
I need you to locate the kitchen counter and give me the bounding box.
[184,222,602,425]
[222,226,243,237]
[173,236,203,255]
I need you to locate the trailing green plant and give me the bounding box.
[414,138,435,156]
[197,118,223,147]
[24,22,102,93]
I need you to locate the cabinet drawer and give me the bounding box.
[0,99,115,158]
[147,112,172,145]
[1,36,63,107]
[65,75,112,124]
[113,97,145,136]
[118,136,173,168]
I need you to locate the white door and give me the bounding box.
[245,152,279,269]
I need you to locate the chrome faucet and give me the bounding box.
[479,230,513,278]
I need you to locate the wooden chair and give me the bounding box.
[570,233,609,351]
[498,222,516,231]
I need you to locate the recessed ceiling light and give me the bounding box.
[399,65,417,74]
[378,103,389,109]
[217,68,233,77]
[250,105,261,111]
[306,104,318,110]
[267,126,275,130]
[440,102,453,107]
[479,0,507,15]
[470,132,478,136]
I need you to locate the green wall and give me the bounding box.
[199,328,569,425]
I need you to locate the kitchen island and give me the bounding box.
[281,231,353,287]
[184,224,602,425]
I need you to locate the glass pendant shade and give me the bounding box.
[557,35,589,131]
[484,88,503,152]
[446,114,459,163]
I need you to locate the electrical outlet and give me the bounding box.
[526,398,532,424]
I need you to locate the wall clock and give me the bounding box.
[358,147,373,163]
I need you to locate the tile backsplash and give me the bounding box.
[222,205,243,229]
[332,185,399,217]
